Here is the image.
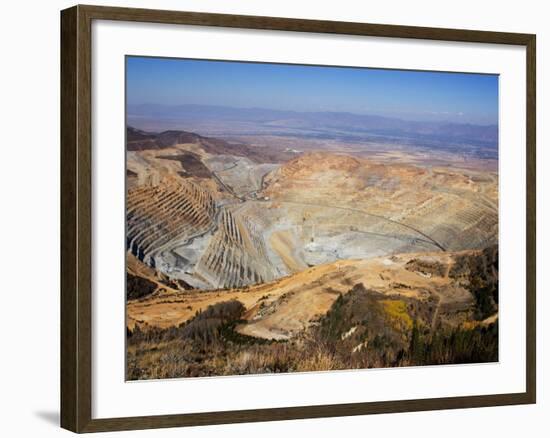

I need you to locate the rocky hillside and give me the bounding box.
[127,246,499,379]
[128,246,498,338]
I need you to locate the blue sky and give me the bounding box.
[126,56,499,125]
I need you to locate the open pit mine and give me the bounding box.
[125,126,499,378]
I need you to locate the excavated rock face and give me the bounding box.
[193,209,276,289]
[125,128,498,295]
[264,152,498,253]
[126,179,216,268]
[126,178,277,290]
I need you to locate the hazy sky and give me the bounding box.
[126,56,499,125]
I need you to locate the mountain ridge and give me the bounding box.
[127,103,498,148]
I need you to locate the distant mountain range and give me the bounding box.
[127,103,498,151]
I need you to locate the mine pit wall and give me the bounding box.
[126,180,216,268]
[127,177,280,291]
[125,151,498,291]
[204,156,279,198]
[193,207,277,289]
[402,201,498,252]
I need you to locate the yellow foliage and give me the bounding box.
[381,299,413,330]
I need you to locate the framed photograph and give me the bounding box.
[60,4,536,433]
